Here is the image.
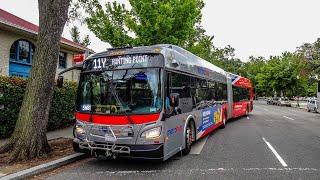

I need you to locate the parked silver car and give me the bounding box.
[267,97,279,105]
[307,99,318,113]
[276,97,291,106]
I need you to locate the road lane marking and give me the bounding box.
[190,136,208,155]
[247,116,250,120]
[262,137,288,167]
[88,168,320,176]
[283,116,294,121]
[263,108,268,111]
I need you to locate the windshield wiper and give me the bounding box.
[108,75,134,124]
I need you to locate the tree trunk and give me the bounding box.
[0,0,70,161]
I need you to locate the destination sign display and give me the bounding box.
[83,54,164,71]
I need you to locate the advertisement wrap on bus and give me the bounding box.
[57,44,254,161]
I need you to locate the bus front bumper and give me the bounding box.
[73,138,164,160]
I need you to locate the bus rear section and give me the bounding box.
[228,73,253,118]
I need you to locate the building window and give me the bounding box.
[19,41,30,63]
[9,40,35,78]
[58,52,67,69]
[9,43,16,59]
[9,40,34,64]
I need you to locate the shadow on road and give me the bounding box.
[85,152,185,172]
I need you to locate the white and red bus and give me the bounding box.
[58,44,253,161]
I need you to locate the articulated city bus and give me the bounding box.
[58,44,253,161]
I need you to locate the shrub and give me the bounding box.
[0,76,77,138]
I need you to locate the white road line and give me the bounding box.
[84,168,320,175]
[263,108,268,111]
[247,116,250,120]
[283,116,294,121]
[262,137,288,167]
[190,136,208,155]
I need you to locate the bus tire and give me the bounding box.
[220,112,227,129]
[245,106,249,116]
[182,121,194,155]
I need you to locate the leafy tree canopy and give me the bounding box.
[70,25,91,47]
[296,38,320,75]
[85,0,204,47]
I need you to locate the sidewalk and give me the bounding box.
[290,101,307,109]
[0,126,85,179]
[0,126,73,146]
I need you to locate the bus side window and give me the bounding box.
[208,81,216,101]
[233,87,249,102]
[190,77,197,107]
[167,72,192,115]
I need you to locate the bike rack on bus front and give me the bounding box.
[78,124,130,157]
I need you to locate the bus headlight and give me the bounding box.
[75,124,86,135]
[141,127,161,139]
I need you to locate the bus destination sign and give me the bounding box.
[85,54,163,71]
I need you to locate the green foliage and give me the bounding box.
[297,38,320,75]
[85,0,204,47]
[0,76,77,138]
[70,26,81,43]
[82,35,91,47]
[240,52,316,97]
[70,25,91,47]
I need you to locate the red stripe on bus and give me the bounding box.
[200,121,223,139]
[75,112,90,122]
[75,112,160,125]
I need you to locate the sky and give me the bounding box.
[1,0,320,61]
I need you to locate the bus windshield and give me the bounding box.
[77,68,162,115]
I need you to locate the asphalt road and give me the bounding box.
[44,101,320,180]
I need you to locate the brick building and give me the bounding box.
[0,9,92,81]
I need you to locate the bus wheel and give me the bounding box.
[245,106,249,116]
[182,122,193,155]
[220,113,226,129]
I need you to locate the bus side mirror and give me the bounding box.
[57,76,64,88]
[170,93,179,107]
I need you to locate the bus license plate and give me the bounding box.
[105,134,116,142]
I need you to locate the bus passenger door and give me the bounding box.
[163,72,191,159]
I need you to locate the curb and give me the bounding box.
[1,153,87,180]
[0,173,6,178]
[291,105,307,110]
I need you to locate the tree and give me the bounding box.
[70,25,91,47]
[253,52,308,97]
[82,35,91,47]
[240,56,266,97]
[297,38,320,75]
[84,0,245,75]
[85,0,204,47]
[0,0,71,161]
[70,25,81,43]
